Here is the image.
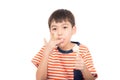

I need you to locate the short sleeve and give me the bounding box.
[79,44,98,78]
[31,46,45,68]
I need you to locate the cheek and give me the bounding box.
[50,31,58,39]
[50,30,56,35]
[64,32,72,39]
[64,31,72,36]
[63,32,72,40]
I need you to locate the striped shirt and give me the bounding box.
[31,42,97,80]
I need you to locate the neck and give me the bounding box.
[59,42,75,50]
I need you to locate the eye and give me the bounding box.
[52,28,57,31]
[63,26,67,29]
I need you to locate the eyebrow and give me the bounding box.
[51,22,69,28]
[51,25,57,28]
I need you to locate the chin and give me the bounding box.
[58,43,65,48]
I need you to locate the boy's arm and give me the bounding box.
[77,44,98,80]
[81,65,95,80]
[36,48,50,80]
[31,47,45,68]
[31,45,48,80]
[75,54,96,80]
[36,38,63,80]
[82,48,97,80]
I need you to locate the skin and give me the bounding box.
[36,21,95,80]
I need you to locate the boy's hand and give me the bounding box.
[75,54,85,71]
[44,34,63,52]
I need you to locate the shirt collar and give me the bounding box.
[57,41,80,54]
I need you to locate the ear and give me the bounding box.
[72,26,76,35]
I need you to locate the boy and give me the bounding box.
[32,9,98,80]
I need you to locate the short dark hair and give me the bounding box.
[48,9,75,28]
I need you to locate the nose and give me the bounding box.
[57,28,62,36]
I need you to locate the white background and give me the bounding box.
[0,0,120,80]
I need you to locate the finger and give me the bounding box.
[77,56,84,63]
[76,54,84,65]
[75,60,84,70]
[55,39,64,46]
[44,38,47,45]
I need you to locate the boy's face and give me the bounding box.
[50,20,76,48]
